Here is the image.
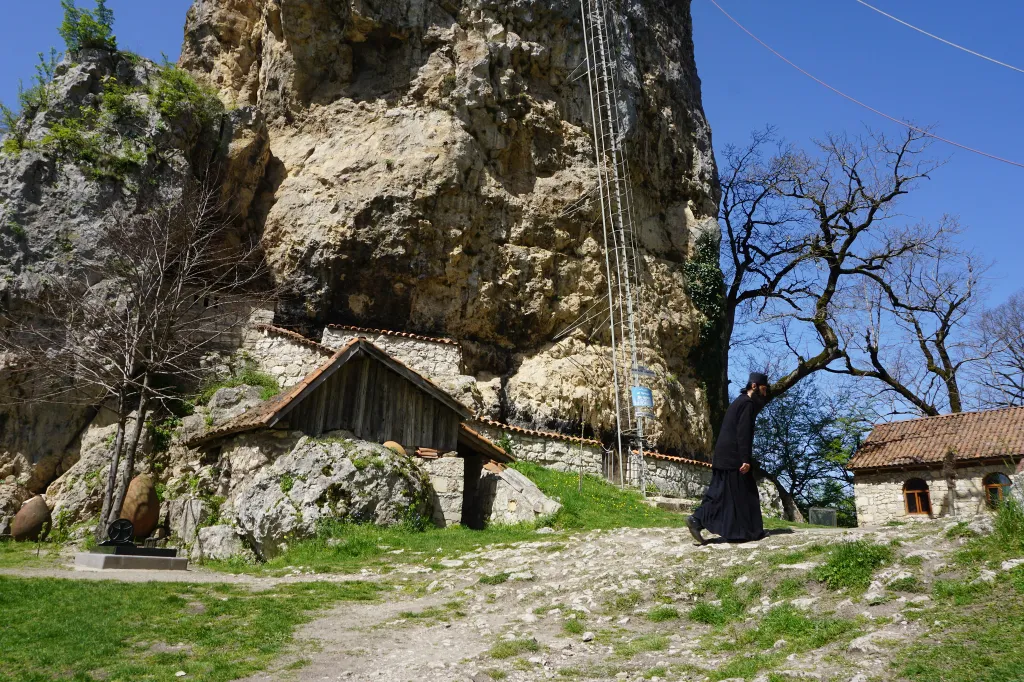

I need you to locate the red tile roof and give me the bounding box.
[849,406,1024,471]
[474,418,604,447]
[253,325,335,355]
[632,449,712,469]
[325,324,458,346]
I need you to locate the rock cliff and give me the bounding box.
[1,0,720,494]
[180,0,721,453]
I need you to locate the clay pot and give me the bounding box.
[382,441,407,456]
[119,474,160,539]
[11,496,51,542]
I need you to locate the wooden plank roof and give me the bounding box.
[848,406,1024,472]
[188,338,472,446]
[459,424,513,463]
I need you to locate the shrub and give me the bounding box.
[812,540,892,591]
[198,366,280,404]
[59,0,116,52]
[152,65,223,126]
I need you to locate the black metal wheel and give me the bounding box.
[107,518,135,544]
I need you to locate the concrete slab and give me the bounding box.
[75,553,189,571]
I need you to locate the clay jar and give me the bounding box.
[11,496,51,542]
[120,474,160,539]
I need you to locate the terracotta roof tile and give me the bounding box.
[475,418,603,447]
[326,324,458,346]
[253,325,335,355]
[633,449,712,469]
[849,406,1024,471]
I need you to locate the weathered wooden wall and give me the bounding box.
[285,356,460,451]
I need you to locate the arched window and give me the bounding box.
[904,479,932,515]
[984,473,1013,508]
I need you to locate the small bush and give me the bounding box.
[59,0,116,52]
[101,77,143,120]
[152,65,223,125]
[812,541,892,591]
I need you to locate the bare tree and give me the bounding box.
[0,180,270,535]
[837,234,989,416]
[719,126,948,413]
[975,291,1024,408]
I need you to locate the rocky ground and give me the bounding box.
[203,518,1008,682]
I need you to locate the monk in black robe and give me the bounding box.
[686,372,770,544]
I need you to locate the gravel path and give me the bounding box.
[231,523,954,682]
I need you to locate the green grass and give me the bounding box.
[210,464,687,575]
[888,576,924,593]
[0,540,66,570]
[490,638,541,659]
[646,605,680,622]
[563,617,586,635]
[398,600,465,623]
[198,367,280,404]
[769,577,807,600]
[739,605,859,651]
[614,634,668,658]
[512,462,687,530]
[687,575,757,626]
[811,540,892,591]
[0,577,384,682]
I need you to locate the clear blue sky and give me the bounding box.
[2,1,1021,306]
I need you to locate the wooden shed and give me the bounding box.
[192,338,483,455]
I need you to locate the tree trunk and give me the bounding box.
[96,392,127,540]
[758,470,805,523]
[109,373,151,525]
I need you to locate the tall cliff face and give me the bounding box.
[180,0,721,454]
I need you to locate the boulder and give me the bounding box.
[230,436,431,558]
[0,483,31,536]
[483,467,562,525]
[194,525,251,562]
[758,479,785,519]
[11,496,51,542]
[179,385,267,445]
[119,474,160,539]
[167,497,212,545]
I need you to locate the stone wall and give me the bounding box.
[417,455,465,528]
[854,463,1018,527]
[472,422,605,477]
[629,455,711,500]
[480,467,563,526]
[241,327,332,388]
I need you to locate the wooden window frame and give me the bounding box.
[984,473,1012,508]
[903,479,932,516]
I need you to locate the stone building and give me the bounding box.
[850,407,1024,527]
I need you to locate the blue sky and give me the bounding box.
[2,1,1021,308]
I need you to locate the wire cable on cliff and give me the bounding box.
[854,0,1024,75]
[706,0,1024,170]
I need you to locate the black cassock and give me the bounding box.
[691,393,765,542]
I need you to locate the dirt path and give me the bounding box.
[230,523,954,682]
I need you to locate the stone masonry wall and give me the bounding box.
[241,327,332,388]
[630,456,711,500]
[854,463,1018,527]
[417,456,465,528]
[472,422,604,477]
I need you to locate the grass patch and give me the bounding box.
[812,540,892,591]
[607,590,643,613]
[614,634,668,658]
[888,576,924,593]
[687,575,757,626]
[646,605,680,622]
[198,366,280,404]
[945,522,977,540]
[741,605,859,651]
[0,540,66,570]
[513,462,686,530]
[398,600,465,623]
[769,577,807,601]
[0,577,383,682]
[490,638,541,659]
[480,572,510,585]
[563,617,586,635]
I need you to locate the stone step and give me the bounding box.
[643,496,699,514]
